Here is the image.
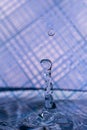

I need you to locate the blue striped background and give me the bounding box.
[0,0,87,99]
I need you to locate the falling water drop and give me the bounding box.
[48,28,55,36]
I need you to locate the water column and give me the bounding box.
[40,59,56,109]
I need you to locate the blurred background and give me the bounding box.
[0,0,87,100]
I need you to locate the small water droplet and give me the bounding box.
[48,28,55,36]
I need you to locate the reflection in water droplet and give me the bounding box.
[48,28,55,36]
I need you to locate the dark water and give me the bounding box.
[0,96,87,130]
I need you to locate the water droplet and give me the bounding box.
[40,59,52,70]
[48,28,55,36]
